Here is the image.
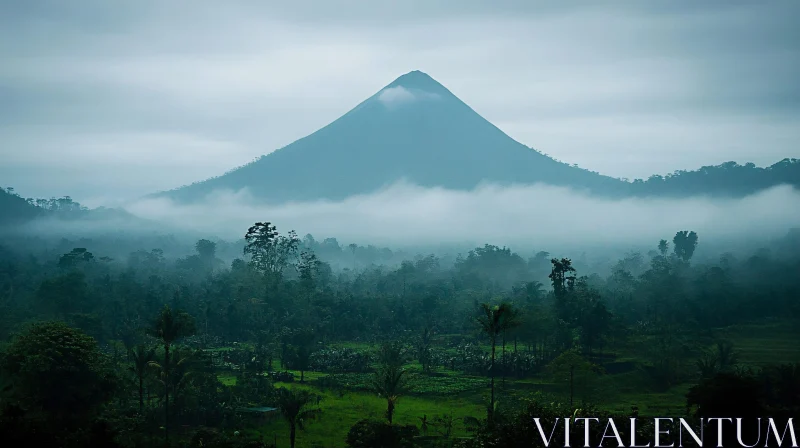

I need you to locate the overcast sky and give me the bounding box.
[1,0,798,207]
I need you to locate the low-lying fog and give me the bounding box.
[7,181,799,267]
[128,182,799,246]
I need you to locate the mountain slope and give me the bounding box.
[0,188,44,225]
[157,70,628,203]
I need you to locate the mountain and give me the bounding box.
[155,70,798,204]
[156,70,628,203]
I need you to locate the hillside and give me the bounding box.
[155,70,628,204]
[0,187,156,230]
[630,158,800,197]
[0,188,44,225]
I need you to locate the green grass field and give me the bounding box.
[217,320,800,447]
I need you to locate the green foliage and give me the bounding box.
[309,347,373,373]
[276,387,321,448]
[244,222,299,277]
[149,305,197,347]
[672,231,699,262]
[373,341,410,423]
[1,321,115,426]
[0,219,799,446]
[345,419,419,448]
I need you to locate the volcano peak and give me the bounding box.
[384,70,452,95]
[155,71,626,204]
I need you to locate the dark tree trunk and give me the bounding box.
[165,344,171,447]
[489,337,496,421]
[138,376,144,414]
[501,331,507,386]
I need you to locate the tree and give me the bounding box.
[686,372,764,447]
[147,305,196,446]
[373,342,409,424]
[1,322,115,430]
[673,231,699,262]
[579,300,612,357]
[195,239,216,259]
[546,349,601,408]
[129,344,156,414]
[58,248,95,270]
[288,328,316,382]
[348,243,358,271]
[36,271,90,316]
[658,239,669,256]
[298,251,322,303]
[276,387,320,448]
[417,325,435,374]
[149,347,200,427]
[346,419,419,448]
[244,222,299,278]
[549,258,576,300]
[498,305,521,385]
[476,302,518,421]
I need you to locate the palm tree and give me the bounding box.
[373,341,409,424]
[147,305,195,446]
[476,302,518,421]
[129,344,156,414]
[500,306,521,386]
[149,348,199,428]
[374,364,408,424]
[276,387,320,448]
[715,340,739,371]
[348,243,357,271]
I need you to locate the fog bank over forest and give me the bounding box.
[126,181,800,248]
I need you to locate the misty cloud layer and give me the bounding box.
[1,1,799,205]
[123,182,800,250]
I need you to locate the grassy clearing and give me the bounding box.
[258,384,484,448]
[213,320,796,447]
[718,320,800,365]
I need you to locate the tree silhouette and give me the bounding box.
[673,231,699,262]
[373,342,409,424]
[476,302,519,422]
[244,222,299,277]
[129,344,156,414]
[147,305,195,446]
[549,258,576,299]
[276,387,320,448]
[348,243,358,271]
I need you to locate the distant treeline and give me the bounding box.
[625,158,800,197]
[0,187,88,225]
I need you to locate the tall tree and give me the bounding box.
[194,239,216,259]
[548,258,576,299]
[298,250,321,304]
[476,302,518,421]
[244,222,300,278]
[373,342,409,424]
[129,344,156,414]
[147,305,195,446]
[499,305,521,386]
[673,231,699,262]
[348,243,358,271]
[276,387,320,448]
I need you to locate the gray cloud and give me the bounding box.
[1,1,798,205]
